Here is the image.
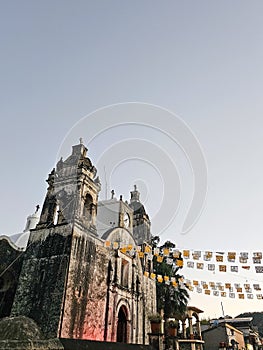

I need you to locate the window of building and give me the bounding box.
[121,259,129,288]
[83,194,93,220]
[54,204,60,225]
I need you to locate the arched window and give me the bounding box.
[121,259,129,288]
[54,204,60,225]
[83,194,93,220]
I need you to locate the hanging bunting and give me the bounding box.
[166,257,173,265]
[227,252,236,262]
[156,255,163,263]
[183,250,190,259]
[187,261,194,268]
[219,265,227,272]
[153,247,160,256]
[231,266,238,272]
[197,263,204,269]
[173,250,180,258]
[176,259,184,267]
[208,264,215,271]
[216,255,224,262]
[204,251,213,261]
[253,284,261,290]
[255,266,263,273]
[163,248,170,256]
[253,257,262,264]
[113,242,119,249]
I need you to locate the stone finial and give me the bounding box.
[130,184,140,202]
[79,137,83,145]
[35,205,40,213]
[111,189,115,199]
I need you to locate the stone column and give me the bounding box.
[188,317,194,339]
[182,320,187,339]
[196,320,202,340]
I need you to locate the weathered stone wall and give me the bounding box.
[60,226,157,345]
[0,237,24,319]
[60,229,108,340]
[0,339,63,350]
[11,226,72,339]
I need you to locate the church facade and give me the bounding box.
[0,141,156,344]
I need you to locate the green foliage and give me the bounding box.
[168,320,179,328]
[151,236,189,319]
[148,313,162,323]
[200,318,210,325]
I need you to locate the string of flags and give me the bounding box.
[143,271,186,289]
[182,250,263,273]
[104,241,184,267]
[104,241,263,273]
[184,279,263,300]
[104,241,263,298]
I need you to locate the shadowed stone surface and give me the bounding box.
[61,339,154,350]
[0,316,44,341]
[0,338,153,350]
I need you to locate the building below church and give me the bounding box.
[0,141,157,345]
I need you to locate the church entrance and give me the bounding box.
[116,306,128,343]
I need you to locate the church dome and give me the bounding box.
[0,316,44,340]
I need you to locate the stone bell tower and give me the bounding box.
[11,140,101,338]
[129,185,151,245]
[37,140,101,234]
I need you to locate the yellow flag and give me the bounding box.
[144,245,151,253]
[176,260,184,267]
[163,248,169,256]
[150,273,156,280]
[104,241,111,247]
[113,242,119,249]
[157,256,163,263]
[183,250,190,258]
[157,275,163,283]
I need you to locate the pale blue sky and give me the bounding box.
[1,1,263,318]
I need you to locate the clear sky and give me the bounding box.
[1,0,263,319]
